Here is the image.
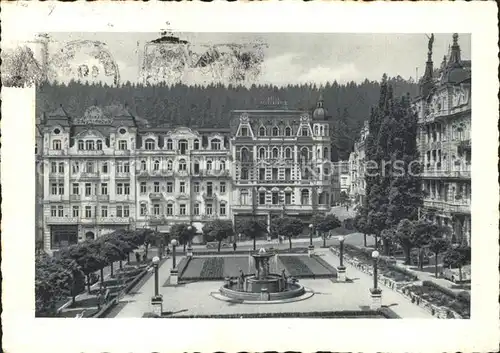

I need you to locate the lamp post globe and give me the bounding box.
[171,239,178,269]
[309,223,313,229]
[338,236,345,242]
[372,250,379,259]
[371,250,380,291]
[152,256,160,297]
[338,236,345,267]
[171,239,178,247]
[152,256,160,265]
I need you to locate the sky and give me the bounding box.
[31,32,471,87]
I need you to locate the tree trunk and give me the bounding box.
[87,274,91,293]
[374,234,379,250]
[289,237,292,249]
[183,243,186,253]
[434,253,439,278]
[404,248,411,265]
[144,244,149,259]
[363,233,367,247]
[218,240,222,253]
[100,268,104,286]
[383,239,390,256]
[253,237,256,251]
[323,235,326,248]
[458,266,463,282]
[127,252,130,264]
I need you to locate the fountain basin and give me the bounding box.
[220,275,305,301]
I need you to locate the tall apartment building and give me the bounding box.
[40,105,232,253]
[349,120,369,205]
[413,33,471,245]
[229,95,334,230]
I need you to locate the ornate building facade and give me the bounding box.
[38,96,336,253]
[229,96,334,231]
[413,33,471,245]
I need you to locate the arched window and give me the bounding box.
[285,147,292,159]
[319,192,326,204]
[241,168,249,180]
[320,126,324,136]
[272,148,279,159]
[78,140,84,150]
[240,147,250,162]
[285,126,292,136]
[179,139,188,154]
[153,160,160,171]
[240,189,249,204]
[52,139,62,150]
[179,159,187,171]
[85,140,94,150]
[301,127,309,136]
[193,160,200,174]
[301,147,309,162]
[166,139,173,150]
[259,126,266,136]
[207,160,212,170]
[141,160,147,171]
[317,148,321,158]
[193,139,200,150]
[272,126,279,136]
[145,138,155,150]
[259,147,266,159]
[314,126,319,135]
[301,189,310,205]
[167,160,173,171]
[323,147,329,160]
[96,140,103,150]
[210,138,221,150]
[220,160,226,170]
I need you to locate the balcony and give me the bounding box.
[424,199,470,214]
[45,216,78,224]
[47,150,65,156]
[115,172,131,179]
[97,195,109,202]
[48,172,65,180]
[202,192,215,199]
[96,217,131,224]
[149,192,163,200]
[79,172,101,180]
[76,150,105,156]
[70,194,81,201]
[204,170,231,177]
[174,171,190,178]
[114,150,131,156]
[147,215,166,224]
[231,204,254,212]
[423,166,470,179]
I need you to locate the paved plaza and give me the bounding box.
[112,248,433,319]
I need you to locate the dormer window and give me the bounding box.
[96,140,103,150]
[285,127,292,136]
[314,126,319,135]
[52,139,61,150]
[259,126,266,136]
[145,138,155,150]
[85,140,94,150]
[301,127,309,136]
[166,139,173,150]
[78,140,84,150]
[272,126,279,136]
[241,127,249,137]
[118,140,127,150]
[179,139,188,154]
[194,139,200,150]
[211,138,221,150]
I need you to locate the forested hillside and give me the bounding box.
[36,77,416,160]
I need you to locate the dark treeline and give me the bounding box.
[36,77,417,161]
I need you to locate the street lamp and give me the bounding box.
[152,256,160,297]
[170,239,179,285]
[187,226,193,258]
[337,236,346,282]
[150,256,162,316]
[171,238,178,269]
[370,250,382,310]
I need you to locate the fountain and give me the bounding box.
[218,248,306,302]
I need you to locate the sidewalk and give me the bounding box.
[317,248,433,318]
[112,256,182,318]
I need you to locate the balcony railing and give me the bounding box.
[75,150,105,156]
[97,195,109,202]
[114,150,131,156]
[115,172,131,179]
[70,194,81,201]
[47,150,65,156]
[45,216,79,224]
[96,217,131,224]
[149,192,163,200]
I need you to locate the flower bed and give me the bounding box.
[279,256,314,277]
[401,282,470,319]
[199,257,224,279]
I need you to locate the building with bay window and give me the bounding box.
[413,33,471,245]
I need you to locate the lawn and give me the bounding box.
[180,255,337,281]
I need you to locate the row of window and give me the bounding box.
[239,189,330,205]
[239,167,329,180]
[140,181,225,194]
[50,205,130,218]
[238,146,329,162]
[139,203,226,216]
[51,182,131,196]
[239,125,328,138]
[52,138,226,152]
[51,159,228,175]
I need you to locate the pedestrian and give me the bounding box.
[233,241,237,252]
